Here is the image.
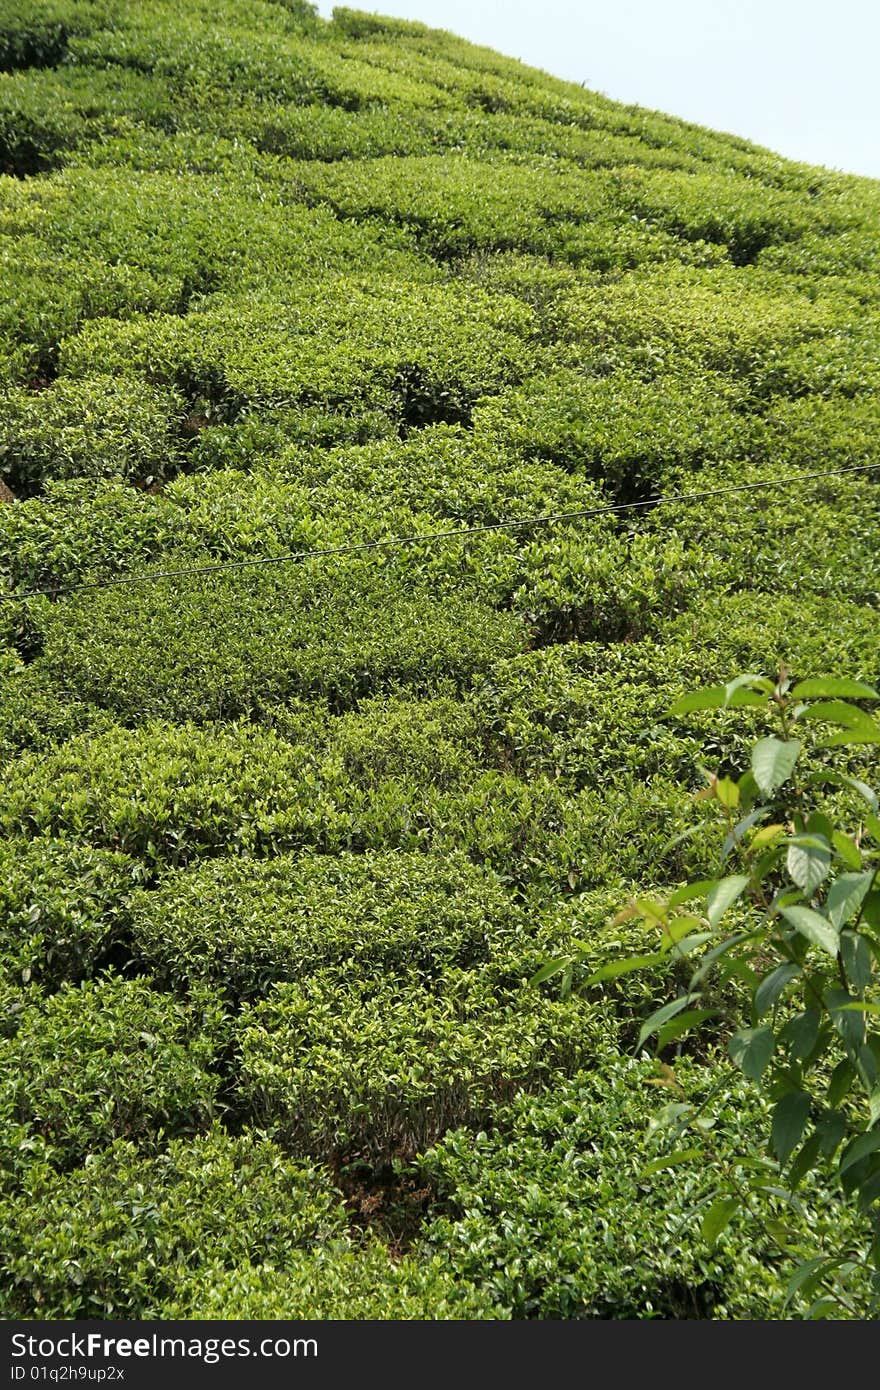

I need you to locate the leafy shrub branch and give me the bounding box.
[540,668,880,1316]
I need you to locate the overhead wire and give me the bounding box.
[0,459,877,604]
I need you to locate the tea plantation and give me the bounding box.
[1,1,879,1320]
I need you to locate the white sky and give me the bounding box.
[315,1,880,180]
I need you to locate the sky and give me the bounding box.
[314,1,880,180]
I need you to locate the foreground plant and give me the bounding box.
[538,667,880,1316]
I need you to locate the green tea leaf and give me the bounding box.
[799,700,880,732]
[529,959,570,986]
[772,1090,811,1164]
[667,685,766,717]
[640,1147,703,1177]
[825,987,866,1050]
[788,1131,822,1189]
[792,678,879,700]
[754,962,801,1019]
[637,996,696,1051]
[585,952,666,984]
[706,874,750,929]
[787,839,831,894]
[729,1025,775,1080]
[815,1110,846,1157]
[840,931,873,993]
[828,1059,856,1107]
[752,737,801,796]
[780,1008,821,1061]
[831,830,863,870]
[781,905,840,957]
[723,674,774,705]
[656,1008,718,1049]
[839,1127,880,1178]
[701,1195,740,1245]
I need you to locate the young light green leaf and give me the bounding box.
[819,721,880,748]
[723,674,775,705]
[646,1102,693,1137]
[831,830,863,871]
[751,737,801,796]
[792,678,879,700]
[772,1090,811,1164]
[667,684,766,717]
[529,959,570,986]
[585,952,666,985]
[667,878,717,908]
[640,1147,703,1177]
[666,687,727,716]
[798,700,880,732]
[655,1008,718,1050]
[786,839,831,894]
[637,996,696,1051]
[706,874,750,929]
[781,905,840,957]
[716,776,740,810]
[701,1195,740,1244]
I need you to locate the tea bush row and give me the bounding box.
[417,1058,868,1318]
[0,976,225,1163]
[0,1127,347,1319]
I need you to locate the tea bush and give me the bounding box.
[1,0,878,1322]
[235,966,618,1159]
[0,837,140,987]
[0,976,225,1161]
[30,566,524,721]
[0,1128,347,1318]
[131,848,523,999]
[173,1246,501,1320]
[418,1058,865,1318]
[0,375,186,492]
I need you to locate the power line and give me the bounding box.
[1,460,877,605]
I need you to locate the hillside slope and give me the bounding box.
[0,2,878,1319]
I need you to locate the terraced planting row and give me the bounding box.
[1,1,878,1318]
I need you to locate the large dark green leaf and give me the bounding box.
[781,904,839,957]
[839,1127,880,1178]
[729,1025,775,1080]
[754,962,801,1019]
[840,931,873,993]
[826,871,874,930]
[780,1008,821,1061]
[772,1090,811,1164]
